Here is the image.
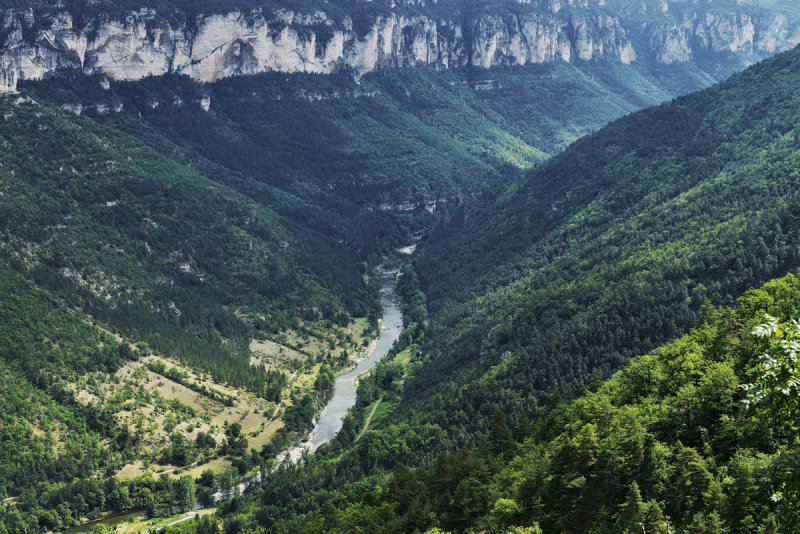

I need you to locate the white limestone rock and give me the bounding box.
[0,1,797,92]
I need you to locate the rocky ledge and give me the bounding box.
[1,0,798,92]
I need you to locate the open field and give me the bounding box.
[66,353,281,479]
[370,400,391,423]
[250,316,375,371]
[63,315,377,480]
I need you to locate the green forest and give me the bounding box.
[22,56,726,257]
[403,43,800,448]
[220,274,800,533]
[3,0,800,531]
[140,45,800,533]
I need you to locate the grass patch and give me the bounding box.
[371,400,391,423]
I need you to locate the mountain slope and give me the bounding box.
[263,274,800,533]
[0,93,377,502]
[405,44,800,445]
[18,55,759,251]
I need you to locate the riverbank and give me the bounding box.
[64,245,413,532]
[63,507,218,534]
[282,246,411,462]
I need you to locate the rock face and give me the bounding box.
[0,0,798,92]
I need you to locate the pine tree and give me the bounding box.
[489,411,515,458]
[614,482,645,534]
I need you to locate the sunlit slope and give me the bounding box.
[407,45,800,443]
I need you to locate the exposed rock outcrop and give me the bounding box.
[0,0,797,92]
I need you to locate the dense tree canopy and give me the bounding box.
[214,275,800,533]
[193,44,800,534]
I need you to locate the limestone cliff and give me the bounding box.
[0,0,797,92]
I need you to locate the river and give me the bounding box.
[65,246,412,530]
[283,246,410,461]
[210,246,411,501]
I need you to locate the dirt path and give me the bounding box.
[164,513,196,527]
[356,397,382,441]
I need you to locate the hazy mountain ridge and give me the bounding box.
[0,0,798,92]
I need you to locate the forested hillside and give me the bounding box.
[0,93,376,512]
[174,44,800,533]
[403,44,800,445]
[0,94,376,352]
[232,274,800,533]
[20,58,722,257]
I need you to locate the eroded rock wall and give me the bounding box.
[0,0,797,92]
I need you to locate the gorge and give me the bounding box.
[4,1,800,532]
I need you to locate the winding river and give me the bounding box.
[284,247,410,461]
[66,247,413,529]
[208,247,411,500]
